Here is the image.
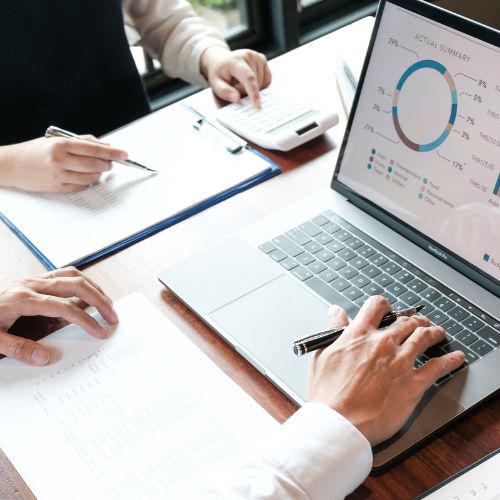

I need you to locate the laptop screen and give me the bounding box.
[334,0,500,295]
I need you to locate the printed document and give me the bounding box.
[0,293,279,499]
[0,103,274,268]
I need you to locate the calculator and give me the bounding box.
[216,87,339,151]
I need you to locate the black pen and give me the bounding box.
[293,305,425,356]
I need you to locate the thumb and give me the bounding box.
[79,134,110,145]
[210,77,241,103]
[327,305,349,329]
[0,331,50,366]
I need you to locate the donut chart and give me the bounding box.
[392,60,457,152]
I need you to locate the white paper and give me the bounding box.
[0,104,273,267]
[340,16,375,84]
[0,293,279,499]
[421,451,500,499]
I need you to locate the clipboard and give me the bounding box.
[0,103,280,269]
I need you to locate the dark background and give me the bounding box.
[436,0,500,29]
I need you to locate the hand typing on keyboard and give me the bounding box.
[307,296,464,446]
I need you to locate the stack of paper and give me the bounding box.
[0,294,279,499]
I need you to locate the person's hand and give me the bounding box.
[0,267,119,366]
[200,46,272,107]
[0,136,129,193]
[307,296,465,446]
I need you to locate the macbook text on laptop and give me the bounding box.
[159,0,500,469]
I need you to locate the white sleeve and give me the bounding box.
[122,0,229,87]
[191,402,373,500]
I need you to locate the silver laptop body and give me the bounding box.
[160,0,500,470]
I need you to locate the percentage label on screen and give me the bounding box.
[466,115,475,125]
[378,86,385,95]
[388,37,399,47]
[473,94,483,103]
[452,161,464,171]
[478,79,487,88]
[365,124,374,133]
[373,104,380,112]
[462,131,470,140]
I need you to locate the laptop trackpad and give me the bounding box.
[159,237,283,316]
[210,274,331,401]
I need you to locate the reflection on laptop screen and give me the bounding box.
[336,2,500,285]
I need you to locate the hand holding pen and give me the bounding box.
[307,297,464,446]
[293,304,424,356]
[0,132,136,194]
[45,126,156,173]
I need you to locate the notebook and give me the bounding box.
[159,0,500,470]
[0,293,279,499]
[0,103,280,269]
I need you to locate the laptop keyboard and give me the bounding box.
[259,209,500,386]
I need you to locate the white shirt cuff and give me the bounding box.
[264,402,373,499]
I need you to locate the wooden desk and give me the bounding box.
[1,21,498,499]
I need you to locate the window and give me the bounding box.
[298,0,377,45]
[131,0,376,108]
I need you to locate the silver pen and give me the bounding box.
[341,59,358,90]
[45,125,157,173]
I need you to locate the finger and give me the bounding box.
[383,314,430,344]
[349,295,391,334]
[327,305,349,329]
[59,183,89,193]
[63,139,128,162]
[36,277,118,325]
[211,77,242,104]
[59,170,103,186]
[254,54,271,88]
[229,62,261,107]
[36,270,116,323]
[19,293,109,339]
[262,63,272,88]
[0,331,50,366]
[79,134,110,145]
[62,155,112,174]
[45,267,108,298]
[415,351,465,388]
[399,325,444,359]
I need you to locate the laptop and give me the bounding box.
[159,0,500,470]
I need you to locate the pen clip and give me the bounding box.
[183,104,247,155]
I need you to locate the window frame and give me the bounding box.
[144,0,378,109]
